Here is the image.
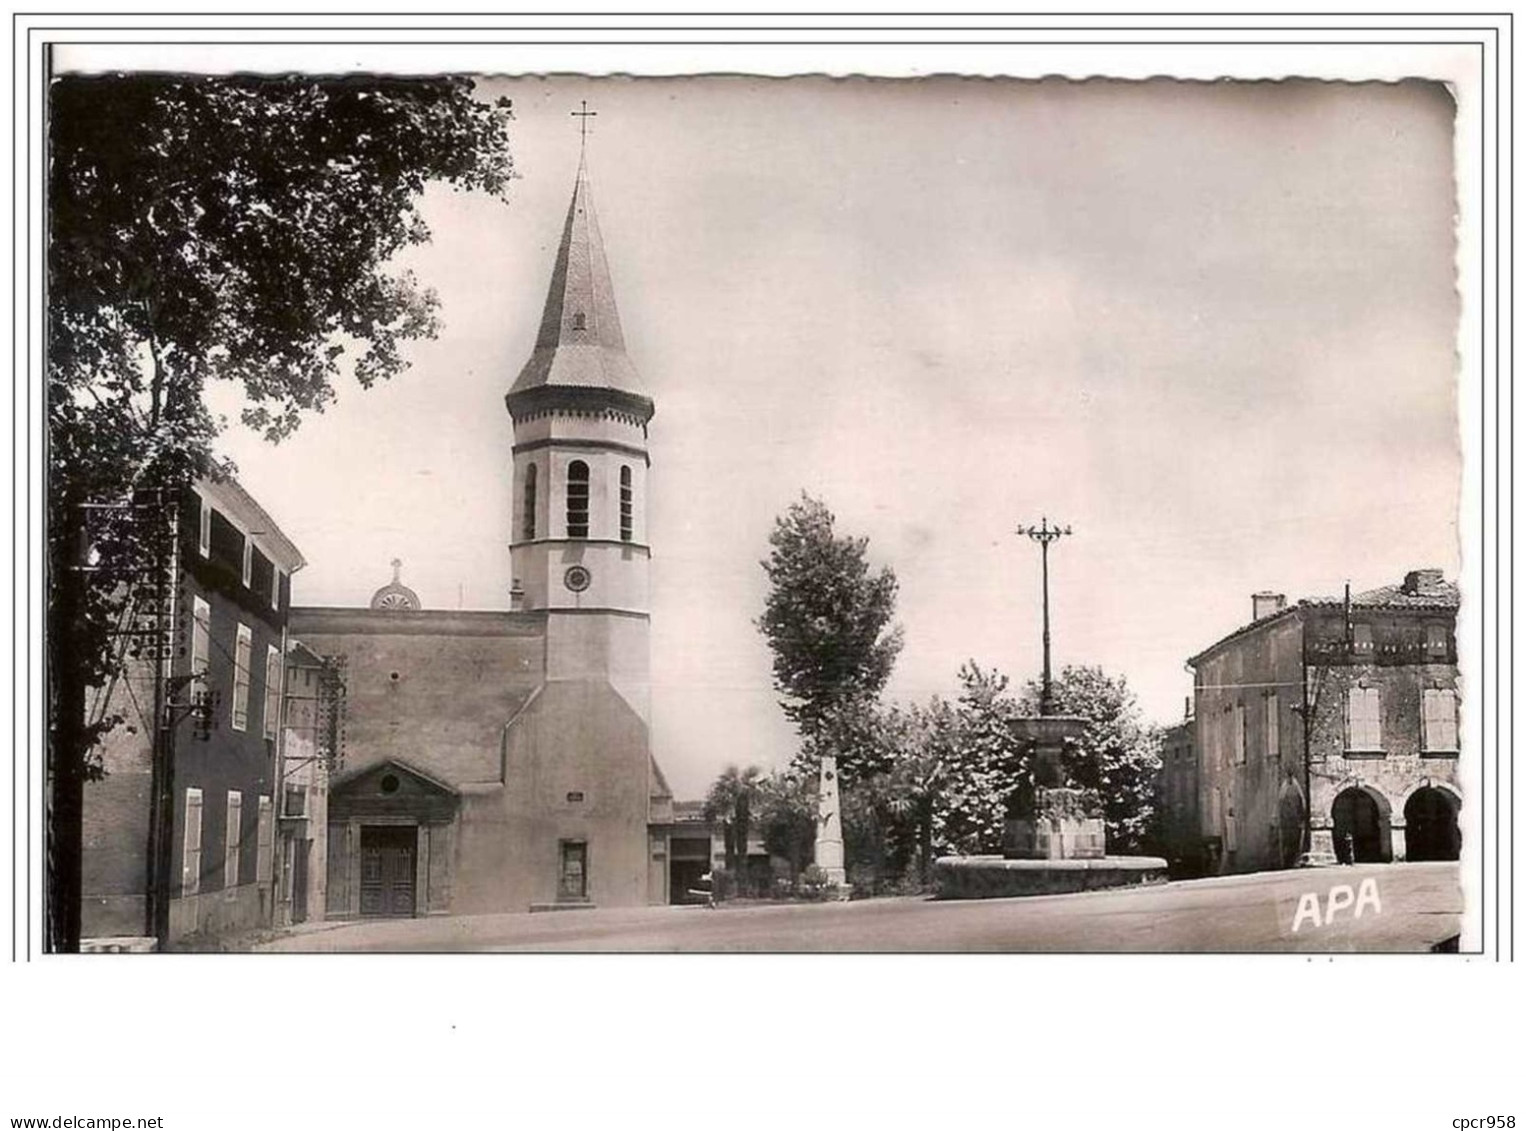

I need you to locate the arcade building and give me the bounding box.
[1187,571,1462,875]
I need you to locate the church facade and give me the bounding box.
[291,156,681,916]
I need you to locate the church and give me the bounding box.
[290,150,691,916]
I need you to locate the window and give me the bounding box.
[283,785,306,818]
[263,644,282,740]
[1425,623,1449,656]
[231,624,252,731]
[566,460,590,539]
[224,791,243,895]
[1232,703,1246,765]
[619,465,633,542]
[571,311,587,331]
[1422,688,1459,753]
[241,538,253,588]
[256,796,274,885]
[271,567,282,612]
[182,789,203,895]
[523,463,538,541]
[1352,624,1373,653]
[249,548,274,606]
[197,495,211,557]
[1346,686,1383,752]
[190,597,211,702]
[1265,692,1280,760]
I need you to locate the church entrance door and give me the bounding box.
[360,825,417,917]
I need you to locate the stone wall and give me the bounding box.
[290,608,546,787]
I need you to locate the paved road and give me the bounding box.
[256,862,1461,953]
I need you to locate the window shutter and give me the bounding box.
[256,796,274,884]
[182,789,203,896]
[263,645,282,740]
[190,598,211,699]
[1266,693,1280,759]
[225,792,243,894]
[1423,689,1458,752]
[1347,687,1381,750]
[197,496,211,557]
[232,625,252,731]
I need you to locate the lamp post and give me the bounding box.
[1016,517,1072,716]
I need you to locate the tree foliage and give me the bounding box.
[756,494,902,762]
[46,74,513,950]
[51,74,513,445]
[837,662,1163,874]
[755,769,818,880]
[916,663,1021,855]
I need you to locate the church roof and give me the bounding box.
[508,158,652,408]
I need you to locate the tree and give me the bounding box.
[933,662,1030,855]
[1017,665,1163,853]
[877,699,954,884]
[703,764,762,891]
[756,494,902,779]
[47,74,513,951]
[756,769,818,882]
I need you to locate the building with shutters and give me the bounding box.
[1155,711,1202,878]
[80,475,306,945]
[1186,570,1462,876]
[288,150,687,918]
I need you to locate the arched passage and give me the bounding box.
[1404,787,1460,862]
[1331,786,1391,864]
[1277,781,1306,869]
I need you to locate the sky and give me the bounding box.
[205,75,1461,798]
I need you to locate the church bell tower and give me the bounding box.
[505,149,655,718]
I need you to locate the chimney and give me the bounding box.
[1252,591,1287,621]
[1402,568,1445,596]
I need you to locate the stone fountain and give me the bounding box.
[933,519,1166,900]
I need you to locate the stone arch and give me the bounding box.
[1403,783,1461,862]
[1276,778,1306,869]
[1330,783,1392,864]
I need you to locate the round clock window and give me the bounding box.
[563,565,592,593]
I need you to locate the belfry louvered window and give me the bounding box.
[619,466,633,542]
[523,463,537,541]
[566,461,590,539]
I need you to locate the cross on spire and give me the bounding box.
[571,99,597,155]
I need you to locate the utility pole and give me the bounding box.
[1016,517,1072,716]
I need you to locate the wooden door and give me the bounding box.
[559,841,588,901]
[360,826,417,917]
[290,840,310,924]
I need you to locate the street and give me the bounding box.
[255,861,1462,953]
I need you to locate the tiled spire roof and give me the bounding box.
[509,158,651,404]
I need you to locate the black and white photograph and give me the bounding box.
[4,12,1517,1131]
[44,68,1471,955]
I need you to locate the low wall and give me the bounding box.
[933,855,1169,900]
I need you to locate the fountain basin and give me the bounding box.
[932,854,1168,900]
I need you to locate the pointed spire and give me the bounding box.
[507,156,652,416]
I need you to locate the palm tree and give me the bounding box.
[703,764,763,893]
